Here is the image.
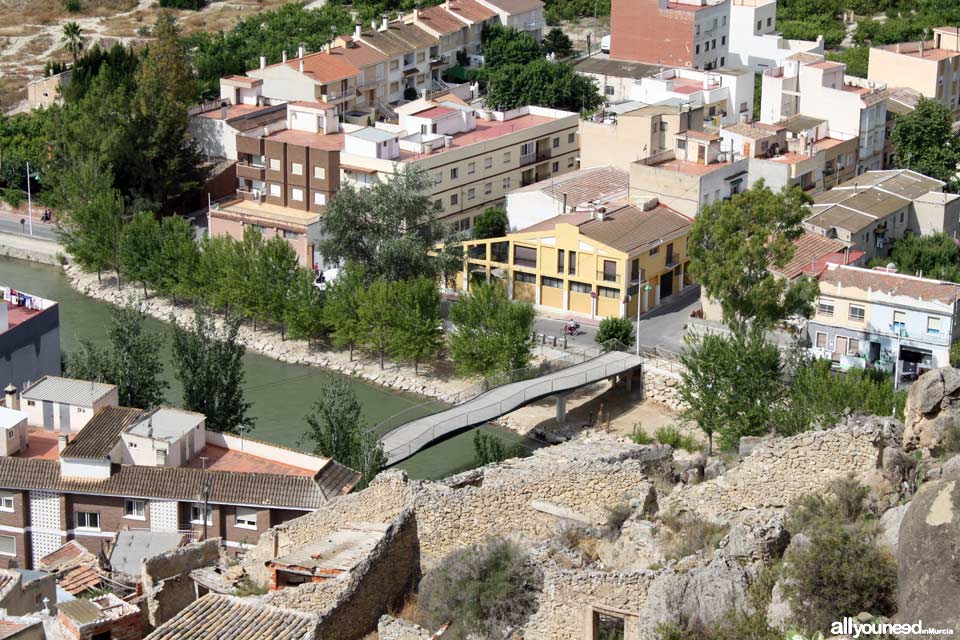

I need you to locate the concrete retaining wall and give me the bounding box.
[0,232,62,266]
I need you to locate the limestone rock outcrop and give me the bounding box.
[902,367,960,454]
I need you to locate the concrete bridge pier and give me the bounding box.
[556,393,568,424]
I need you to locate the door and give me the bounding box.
[868,341,881,364]
[41,401,54,430]
[59,402,71,433]
[660,270,674,299]
[834,336,848,361]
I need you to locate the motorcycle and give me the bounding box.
[562,322,580,336]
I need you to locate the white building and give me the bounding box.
[506,166,629,230]
[20,377,118,434]
[119,408,207,468]
[760,53,888,174]
[476,0,545,40]
[726,0,823,71]
[0,408,28,457]
[632,66,755,128]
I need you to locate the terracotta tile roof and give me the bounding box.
[525,203,692,253]
[60,406,142,460]
[329,41,388,69]
[447,0,497,22]
[415,106,455,118]
[281,51,361,83]
[58,565,103,596]
[360,22,437,57]
[773,232,848,279]
[145,594,318,640]
[0,456,358,510]
[480,0,543,11]
[0,620,28,640]
[511,166,629,208]
[290,100,333,110]
[819,265,960,304]
[0,572,16,596]
[37,540,95,572]
[417,5,466,34]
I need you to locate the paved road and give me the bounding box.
[0,209,57,241]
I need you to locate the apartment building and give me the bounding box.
[628,133,750,216]
[0,401,359,570]
[1,287,59,393]
[476,0,545,40]
[868,27,960,118]
[353,17,444,104]
[610,0,730,70]
[506,166,628,230]
[580,101,706,171]
[246,45,364,115]
[406,3,481,71]
[27,69,71,110]
[18,377,118,434]
[633,66,755,127]
[809,264,960,381]
[454,201,693,319]
[760,53,888,173]
[445,0,500,56]
[338,102,580,231]
[726,0,823,71]
[803,169,959,262]
[574,58,660,104]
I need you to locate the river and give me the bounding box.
[1,256,532,479]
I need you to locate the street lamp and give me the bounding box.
[628,283,652,356]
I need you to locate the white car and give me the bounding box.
[600,34,610,54]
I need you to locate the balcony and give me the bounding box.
[536,148,552,162]
[597,271,621,284]
[520,152,536,167]
[236,162,265,181]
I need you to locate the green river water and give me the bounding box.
[0,256,532,479]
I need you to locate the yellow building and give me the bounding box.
[454,202,694,319]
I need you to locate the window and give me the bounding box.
[0,492,13,513]
[0,535,14,557]
[928,316,942,335]
[124,499,145,520]
[450,193,458,206]
[848,305,865,322]
[156,449,167,465]
[235,507,258,529]
[757,20,762,30]
[190,504,213,525]
[552,161,559,172]
[598,286,620,298]
[705,41,710,52]
[76,512,100,531]
[602,260,617,282]
[484,157,493,169]
[541,276,563,288]
[434,171,443,185]
[677,139,687,150]
[434,199,443,209]
[815,332,828,349]
[695,44,700,55]
[649,245,659,256]
[456,218,471,232]
[557,249,565,273]
[450,167,459,180]
[284,230,302,240]
[291,162,303,176]
[567,157,575,168]
[269,183,281,197]
[818,300,835,317]
[720,56,725,66]
[467,188,475,201]
[893,310,906,333]
[314,192,327,206]
[570,281,592,294]
[291,188,304,202]
[552,137,559,148]
[468,161,476,175]
[390,59,400,71]
[847,338,860,356]
[721,35,726,45]
[514,271,535,284]
[314,166,326,180]
[503,152,511,163]
[568,251,577,275]
[568,132,576,144]
[484,182,493,195]
[514,245,537,268]
[502,177,511,190]
[26,400,35,407]
[767,17,772,26]
[604,85,615,96]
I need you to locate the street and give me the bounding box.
[0,205,58,241]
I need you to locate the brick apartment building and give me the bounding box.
[610,0,731,70]
[0,403,358,570]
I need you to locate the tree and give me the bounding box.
[255,234,300,337]
[678,330,782,454]
[595,316,635,350]
[356,279,397,369]
[486,59,603,112]
[541,27,574,58]
[891,97,960,191]
[472,207,509,239]
[170,305,253,434]
[481,24,542,70]
[449,282,536,377]
[319,165,462,281]
[869,231,960,282]
[301,377,386,489]
[825,46,869,77]
[65,305,169,409]
[155,215,200,301]
[285,268,329,343]
[688,181,819,334]
[120,212,162,296]
[473,430,524,465]
[62,22,86,65]
[390,277,443,374]
[324,264,367,361]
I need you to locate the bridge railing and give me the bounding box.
[382,349,639,462]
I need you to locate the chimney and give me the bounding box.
[298,45,305,58]
[259,56,266,69]
[597,206,606,221]
[220,104,228,119]
[299,59,305,73]
[381,16,389,31]
[282,50,287,63]
[562,192,568,213]
[354,24,361,38]
[413,8,419,21]
[3,385,16,411]
[57,434,68,454]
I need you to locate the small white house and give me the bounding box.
[20,377,118,434]
[119,408,206,468]
[0,407,28,457]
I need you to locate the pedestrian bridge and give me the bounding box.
[379,350,644,465]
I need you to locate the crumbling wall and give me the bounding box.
[642,367,687,412]
[377,615,435,640]
[411,439,672,568]
[263,508,420,640]
[662,420,898,521]
[141,538,221,630]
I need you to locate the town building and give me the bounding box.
[58,593,141,640]
[475,0,545,40]
[453,201,694,319]
[610,0,731,70]
[802,169,960,261]
[868,27,960,118]
[573,57,660,105]
[579,101,706,171]
[144,593,318,640]
[26,69,71,110]
[759,53,888,173]
[809,264,960,382]
[0,408,28,457]
[506,166,629,230]
[0,569,56,617]
[0,287,60,394]
[884,87,923,168]
[338,102,580,231]
[726,0,823,71]
[632,66,755,127]
[18,377,118,434]
[0,400,359,570]
[246,45,367,115]
[628,133,750,216]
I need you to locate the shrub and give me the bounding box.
[404,86,419,101]
[63,0,82,12]
[658,514,728,560]
[787,474,872,534]
[473,430,525,465]
[942,417,960,454]
[595,316,635,350]
[418,538,542,639]
[234,575,267,596]
[951,340,960,367]
[1,188,24,209]
[631,424,654,445]
[781,524,897,634]
[605,502,632,534]
[655,425,700,453]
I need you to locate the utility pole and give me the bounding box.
[26,161,33,236]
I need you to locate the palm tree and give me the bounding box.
[62,22,85,66]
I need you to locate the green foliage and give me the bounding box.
[1,188,24,208]
[65,305,169,409]
[868,232,960,282]
[890,97,960,191]
[787,474,873,534]
[418,538,542,640]
[324,264,366,360]
[155,215,201,301]
[159,0,205,8]
[473,430,525,465]
[654,425,700,452]
[473,207,509,239]
[658,513,729,560]
[941,417,960,453]
[62,22,85,63]
[542,27,574,58]
[356,279,396,370]
[630,425,655,445]
[826,46,869,78]
[544,0,610,23]
[688,181,818,333]
[595,316,635,349]
[302,376,385,488]
[254,234,300,338]
[486,59,603,112]
[679,330,782,453]
[63,0,82,12]
[285,268,329,343]
[481,24,543,70]
[449,282,536,377]
[234,575,268,596]
[120,212,162,296]
[170,305,253,434]
[952,340,960,367]
[779,18,845,46]
[389,277,444,374]
[319,165,461,281]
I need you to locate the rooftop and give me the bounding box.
[808,60,844,70]
[786,51,824,63]
[1,302,41,335]
[273,50,361,83]
[416,5,465,34]
[778,114,826,133]
[59,594,139,627]
[22,376,115,406]
[109,530,186,576]
[480,0,544,12]
[271,523,388,575]
[666,1,711,11]
[446,0,498,22]
[145,594,318,640]
[819,264,960,304]
[326,40,388,68]
[510,166,629,207]
[414,105,456,119]
[350,127,401,142]
[831,169,944,200]
[213,199,323,229]
[722,121,782,139]
[183,444,316,476]
[196,104,265,121]
[125,407,204,441]
[804,205,880,234]
[59,406,142,460]
[397,112,561,160]
[574,57,661,79]
[887,87,923,114]
[264,128,345,151]
[0,408,25,431]
[14,429,61,461]
[358,20,437,56]
[645,157,734,177]
[877,39,960,61]
[773,232,850,279]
